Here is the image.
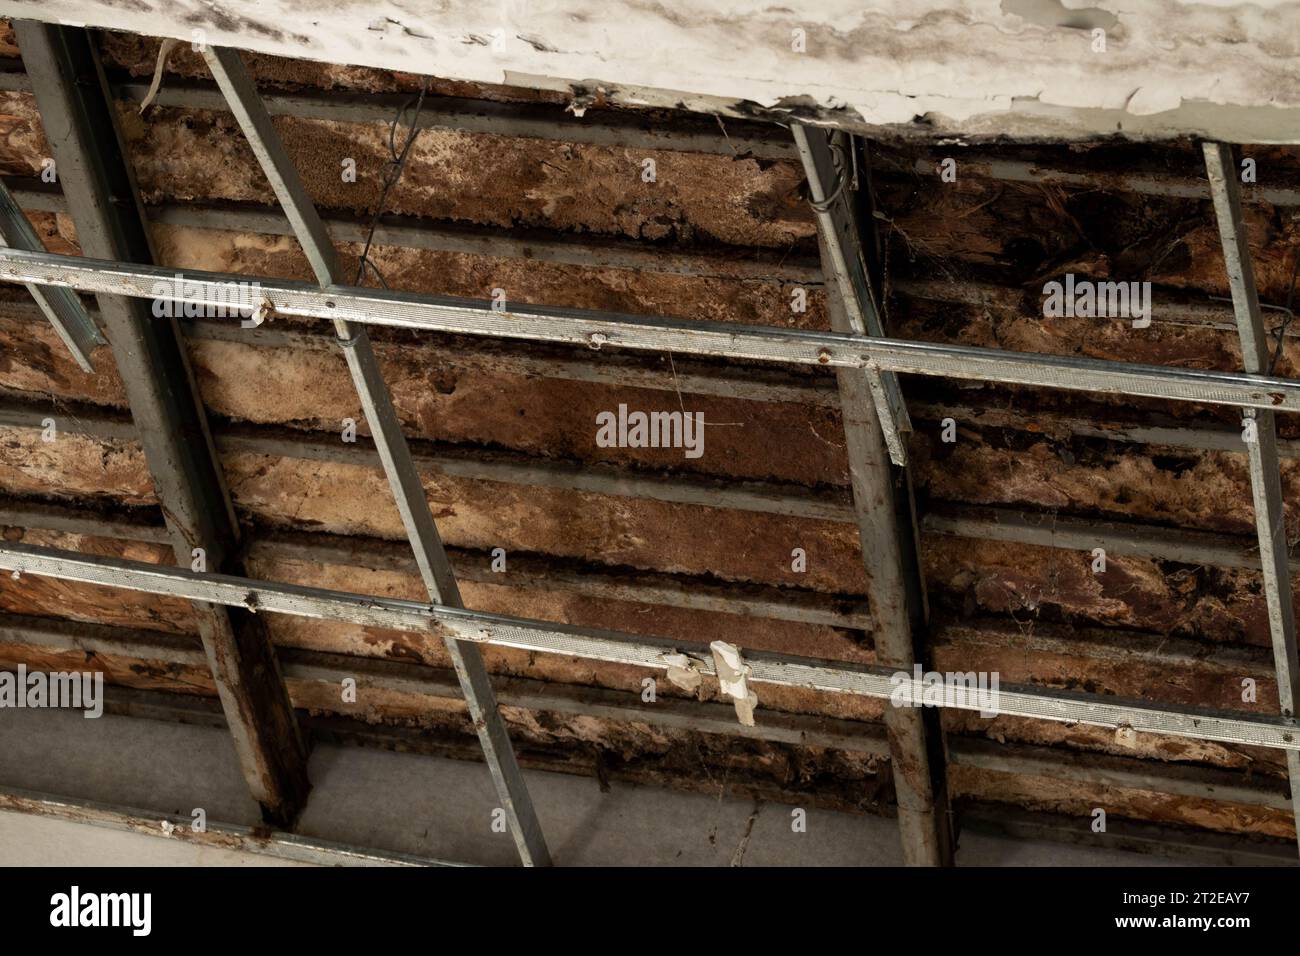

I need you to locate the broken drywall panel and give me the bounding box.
[10,1,1300,142]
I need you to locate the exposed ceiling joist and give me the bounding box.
[12,20,311,826]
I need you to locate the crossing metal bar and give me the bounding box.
[4,613,1291,813]
[2,247,1300,412]
[1204,140,1300,853]
[3,540,1298,753]
[796,125,951,865]
[0,177,102,370]
[201,45,550,866]
[793,125,911,466]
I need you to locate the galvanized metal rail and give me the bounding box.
[2,247,1300,412]
[792,125,910,466]
[201,45,550,866]
[4,613,1291,816]
[796,124,951,865]
[1204,141,1300,853]
[2,540,1298,753]
[0,177,101,369]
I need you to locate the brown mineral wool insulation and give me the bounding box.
[220,451,868,592]
[4,410,1289,652]
[9,211,77,258]
[0,640,883,813]
[949,765,1294,840]
[0,586,1280,792]
[874,172,1300,309]
[9,404,1285,621]
[911,431,1286,541]
[4,625,1284,836]
[0,641,215,698]
[1,324,1288,621]
[114,103,812,250]
[0,428,154,506]
[0,528,1282,732]
[894,294,1300,382]
[923,538,1281,650]
[0,314,123,404]
[377,706,890,809]
[0,615,1270,808]
[186,339,849,486]
[872,170,1300,383]
[5,629,1285,835]
[10,72,1300,371]
[2,524,1272,707]
[3,198,822,337]
[0,88,815,280]
[0,576,1280,788]
[2,293,1284,537]
[931,620,1277,714]
[20,189,1299,447]
[146,222,827,330]
[40,199,1300,400]
[0,529,1286,777]
[0,531,196,634]
[253,553,872,669]
[0,307,848,487]
[3,211,817,335]
[0,424,867,591]
[0,92,45,177]
[944,713,1287,776]
[3,415,1289,653]
[271,619,883,724]
[11,89,1300,368]
[906,384,1300,446]
[876,179,1070,271]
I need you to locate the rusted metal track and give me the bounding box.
[3,247,1300,411]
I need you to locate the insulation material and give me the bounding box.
[1,14,1298,856]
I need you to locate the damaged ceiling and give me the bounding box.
[0,7,1298,866]
[12,0,1300,143]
